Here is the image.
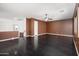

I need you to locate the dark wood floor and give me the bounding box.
[0,35,77,56]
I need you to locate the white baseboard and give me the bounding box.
[0,37,19,42]
[26,33,73,38]
[46,33,73,37]
[26,33,47,37]
[73,39,79,56]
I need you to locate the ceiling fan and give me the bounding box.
[43,13,52,21]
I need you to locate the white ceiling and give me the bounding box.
[0,3,76,21]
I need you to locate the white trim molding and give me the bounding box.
[46,33,74,37]
[26,33,47,37]
[73,39,79,56]
[27,33,73,38]
[0,37,19,42]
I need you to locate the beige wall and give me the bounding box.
[0,31,18,40]
[46,19,73,35]
[38,21,46,34]
[26,18,34,35]
[26,18,73,36]
[26,18,46,35]
[77,7,79,38]
[26,18,30,35]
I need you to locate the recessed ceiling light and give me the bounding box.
[59,10,64,13]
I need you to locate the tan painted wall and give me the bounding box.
[26,18,73,36]
[0,31,18,40]
[38,21,46,34]
[46,19,73,35]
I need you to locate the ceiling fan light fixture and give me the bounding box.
[44,13,48,21]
